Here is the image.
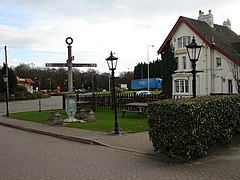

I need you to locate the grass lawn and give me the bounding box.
[96,90,161,95]
[10,109,149,133]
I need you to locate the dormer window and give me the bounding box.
[177,36,191,49]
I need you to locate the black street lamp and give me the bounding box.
[3,75,9,117]
[106,51,119,134]
[186,36,202,98]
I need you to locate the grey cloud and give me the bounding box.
[4,0,238,26]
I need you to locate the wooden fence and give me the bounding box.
[76,93,165,110]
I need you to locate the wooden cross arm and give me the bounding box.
[46,63,67,67]
[46,63,97,68]
[72,63,97,67]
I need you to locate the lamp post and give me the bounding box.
[4,46,9,117]
[47,78,51,93]
[108,71,111,92]
[186,36,202,98]
[147,45,154,91]
[106,51,119,134]
[3,75,9,117]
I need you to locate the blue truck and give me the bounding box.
[131,78,162,90]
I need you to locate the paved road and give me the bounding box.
[0,125,239,180]
[1,96,240,179]
[0,96,62,114]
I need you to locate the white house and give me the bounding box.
[157,10,240,98]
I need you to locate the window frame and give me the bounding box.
[176,57,179,70]
[177,36,191,49]
[216,57,221,67]
[175,79,189,94]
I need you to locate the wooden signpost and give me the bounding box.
[46,37,97,93]
[46,37,97,122]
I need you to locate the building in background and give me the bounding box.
[158,10,240,98]
[16,76,34,93]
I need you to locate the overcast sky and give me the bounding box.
[1,0,240,74]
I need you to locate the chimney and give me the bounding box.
[198,10,214,28]
[223,19,231,30]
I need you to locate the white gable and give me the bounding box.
[168,21,239,98]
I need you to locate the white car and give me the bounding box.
[136,90,151,96]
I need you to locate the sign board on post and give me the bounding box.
[64,94,78,122]
[45,37,97,93]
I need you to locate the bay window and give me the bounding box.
[175,79,189,93]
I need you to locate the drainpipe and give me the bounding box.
[210,43,215,93]
[204,43,208,95]
[221,77,223,93]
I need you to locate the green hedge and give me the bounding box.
[147,95,240,160]
[0,91,50,101]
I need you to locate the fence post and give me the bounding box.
[62,95,65,109]
[92,93,96,112]
[39,100,41,112]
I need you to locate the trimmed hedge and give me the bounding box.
[147,95,240,160]
[0,91,50,102]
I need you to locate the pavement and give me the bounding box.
[0,115,155,156]
[1,96,240,172]
[0,96,155,157]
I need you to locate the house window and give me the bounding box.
[216,57,221,67]
[175,79,189,93]
[238,80,240,93]
[228,79,233,93]
[185,80,189,93]
[175,80,179,92]
[177,36,191,49]
[180,80,184,92]
[182,56,187,69]
[176,57,179,70]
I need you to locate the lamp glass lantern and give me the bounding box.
[3,75,9,117]
[3,75,8,83]
[185,36,202,98]
[186,36,202,61]
[106,51,118,70]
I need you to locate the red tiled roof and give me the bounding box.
[25,78,34,84]
[17,76,34,84]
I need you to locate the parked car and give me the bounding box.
[136,90,151,96]
[75,89,86,93]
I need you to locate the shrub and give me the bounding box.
[24,93,32,100]
[15,85,27,92]
[31,92,38,99]
[43,94,50,98]
[0,94,5,101]
[9,94,15,101]
[147,95,240,160]
[34,92,44,99]
[14,91,25,100]
[115,87,124,93]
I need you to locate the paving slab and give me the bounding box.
[0,116,155,155]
